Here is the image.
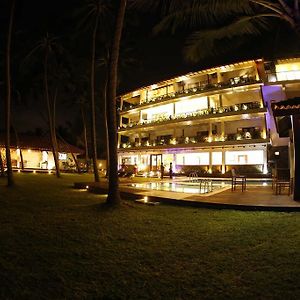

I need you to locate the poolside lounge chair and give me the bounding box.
[272,168,292,195]
[231,168,247,192]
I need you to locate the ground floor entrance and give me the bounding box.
[150,154,162,171]
[118,144,269,176]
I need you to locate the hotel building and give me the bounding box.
[118,58,300,176]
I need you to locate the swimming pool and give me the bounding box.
[129,181,228,194]
[128,179,271,194]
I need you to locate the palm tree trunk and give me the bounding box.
[12,124,24,170]
[0,151,5,177]
[106,0,127,206]
[103,77,109,177]
[80,104,90,172]
[5,0,16,186]
[52,87,61,177]
[90,11,100,182]
[71,152,80,173]
[44,46,60,178]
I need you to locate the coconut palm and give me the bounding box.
[4,0,16,186]
[153,0,300,62]
[24,34,62,177]
[106,0,127,206]
[75,0,109,182]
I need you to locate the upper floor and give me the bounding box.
[119,84,265,132]
[119,57,300,115]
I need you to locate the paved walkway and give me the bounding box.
[74,178,300,211]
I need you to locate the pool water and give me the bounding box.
[129,179,271,194]
[129,181,228,194]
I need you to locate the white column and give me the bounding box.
[208,122,213,142]
[117,134,121,148]
[221,121,225,139]
[222,149,226,174]
[207,96,210,109]
[209,151,212,174]
[219,94,223,107]
[263,146,268,174]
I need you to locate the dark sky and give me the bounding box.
[4,0,300,92]
[1,0,300,135]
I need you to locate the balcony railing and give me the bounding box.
[119,101,263,131]
[121,76,260,112]
[119,130,266,149]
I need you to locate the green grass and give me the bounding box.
[1,173,300,299]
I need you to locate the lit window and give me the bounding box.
[225,150,264,165]
[58,153,67,160]
[212,152,222,165]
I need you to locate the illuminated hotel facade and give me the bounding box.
[117,58,300,176]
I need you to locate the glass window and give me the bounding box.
[212,152,222,165]
[175,97,207,115]
[176,152,209,165]
[225,150,264,165]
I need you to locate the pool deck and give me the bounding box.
[74,178,300,211]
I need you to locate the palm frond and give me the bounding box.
[154,0,256,35]
[184,13,281,62]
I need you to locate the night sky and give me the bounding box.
[1,0,300,145]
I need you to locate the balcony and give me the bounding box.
[119,129,268,150]
[119,101,263,132]
[266,70,300,83]
[120,76,260,112]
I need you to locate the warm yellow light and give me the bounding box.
[28,149,31,153]
[207,137,212,143]
[170,138,177,145]
[178,75,188,81]
[86,185,89,189]
[18,169,21,173]
[221,166,226,174]
[242,114,250,120]
[144,196,148,203]
[48,171,52,174]
[33,170,36,174]
[138,164,146,171]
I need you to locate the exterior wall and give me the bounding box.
[118,58,300,176]
[119,145,268,176]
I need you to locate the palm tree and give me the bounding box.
[24,34,62,177]
[0,151,5,177]
[75,0,109,182]
[154,0,300,62]
[106,0,127,206]
[4,0,16,186]
[79,97,90,172]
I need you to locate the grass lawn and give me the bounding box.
[1,173,300,299]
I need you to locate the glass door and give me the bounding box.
[150,154,162,171]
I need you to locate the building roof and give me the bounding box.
[272,98,300,116]
[0,134,84,154]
